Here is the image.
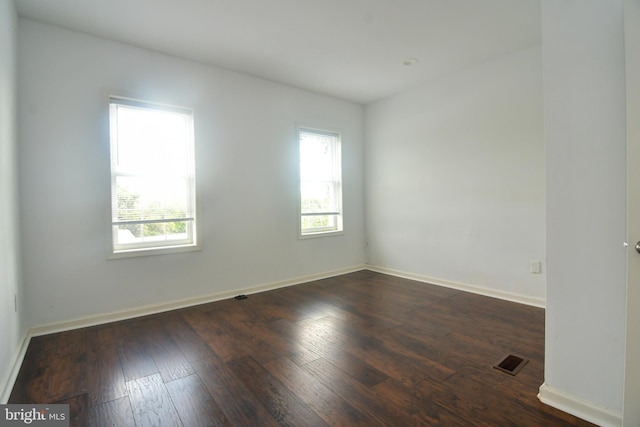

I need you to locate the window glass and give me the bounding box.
[109,97,198,255]
[299,128,343,236]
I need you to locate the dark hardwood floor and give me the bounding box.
[9,270,595,426]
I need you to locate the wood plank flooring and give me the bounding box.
[9,270,595,426]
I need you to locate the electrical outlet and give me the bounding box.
[530,260,542,274]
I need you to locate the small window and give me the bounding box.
[109,97,198,256]
[299,128,343,236]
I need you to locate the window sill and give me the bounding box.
[299,230,345,240]
[108,243,201,260]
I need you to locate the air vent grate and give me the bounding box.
[493,354,528,376]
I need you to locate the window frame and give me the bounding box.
[107,95,200,259]
[298,126,344,238]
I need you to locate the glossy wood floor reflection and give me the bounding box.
[10,271,595,426]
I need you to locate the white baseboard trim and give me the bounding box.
[28,264,367,338]
[538,383,622,427]
[0,331,31,403]
[365,265,546,308]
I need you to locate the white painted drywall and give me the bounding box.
[17,19,365,326]
[542,0,627,417]
[364,46,545,301]
[0,0,24,402]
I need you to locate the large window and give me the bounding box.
[299,128,343,236]
[109,97,198,255]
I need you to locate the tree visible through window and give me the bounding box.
[299,128,343,236]
[109,97,197,254]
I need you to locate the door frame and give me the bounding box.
[624,0,640,425]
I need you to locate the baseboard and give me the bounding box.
[0,331,31,403]
[28,264,367,337]
[365,265,546,308]
[538,383,622,427]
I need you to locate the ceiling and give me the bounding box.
[14,0,541,104]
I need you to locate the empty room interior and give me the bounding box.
[1,0,639,426]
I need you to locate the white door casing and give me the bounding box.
[624,0,640,425]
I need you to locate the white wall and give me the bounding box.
[540,0,627,421]
[0,0,24,402]
[365,46,545,304]
[18,19,365,327]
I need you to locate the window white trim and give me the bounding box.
[298,126,343,238]
[108,95,200,258]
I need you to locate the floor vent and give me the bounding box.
[493,354,528,376]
